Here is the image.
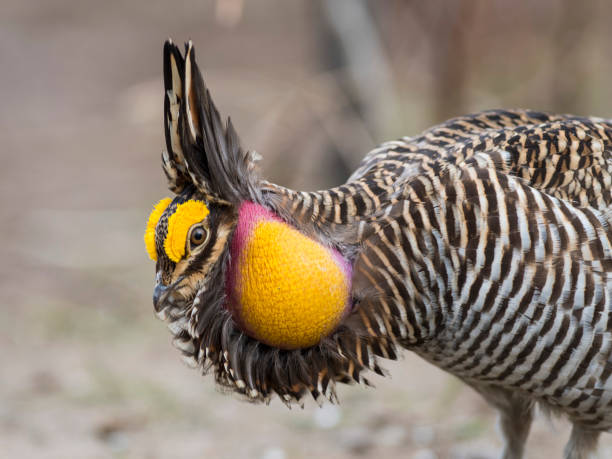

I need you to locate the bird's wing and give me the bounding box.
[349,109,566,183]
[435,111,612,212]
[450,117,612,211]
[354,110,612,212]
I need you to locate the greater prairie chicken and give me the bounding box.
[145,40,612,459]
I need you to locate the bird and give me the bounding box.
[145,39,612,459]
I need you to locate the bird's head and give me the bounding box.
[144,40,397,404]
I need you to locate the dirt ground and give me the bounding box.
[2,1,612,458]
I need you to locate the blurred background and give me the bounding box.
[2,0,612,457]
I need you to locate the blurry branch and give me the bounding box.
[319,0,401,139]
[409,0,477,122]
[550,0,592,113]
[248,70,377,186]
[301,71,378,172]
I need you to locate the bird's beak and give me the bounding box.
[153,272,168,312]
[153,282,168,312]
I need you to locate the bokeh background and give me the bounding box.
[3,1,612,458]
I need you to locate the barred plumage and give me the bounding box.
[147,41,611,459]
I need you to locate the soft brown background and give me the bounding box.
[3,1,612,458]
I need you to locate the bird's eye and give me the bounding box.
[190,226,208,249]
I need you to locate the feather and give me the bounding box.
[162,39,261,205]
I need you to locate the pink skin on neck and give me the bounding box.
[224,201,353,328]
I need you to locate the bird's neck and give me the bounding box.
[225,201,352,349]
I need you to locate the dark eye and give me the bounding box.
[190,226,208,248]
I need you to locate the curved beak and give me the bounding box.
[152,272,186,313]
[153,282,168,312]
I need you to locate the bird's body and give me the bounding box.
[146,41,612,458]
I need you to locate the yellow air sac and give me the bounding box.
[227,203,351,350]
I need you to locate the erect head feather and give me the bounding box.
[162,39,261,205]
